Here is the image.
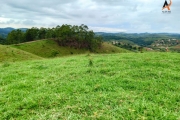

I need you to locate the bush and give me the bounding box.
[50,50,59,57]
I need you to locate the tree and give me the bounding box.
[6,29,25,44]
[45,28,56,39]
[25,27,39,41]
[0,35,6,44]
[38,27,47,39]
[53,24,102,51]
[5,24,103,51]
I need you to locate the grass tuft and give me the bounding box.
[2,62,10,67]
[88,57,93,67]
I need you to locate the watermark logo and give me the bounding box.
[162,0,172,13]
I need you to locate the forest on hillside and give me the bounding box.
[1,26,180,52]
[2,24,102,51]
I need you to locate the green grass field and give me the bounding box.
[0,52,179,119]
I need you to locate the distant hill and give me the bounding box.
[11,39,130,58]
[0,27,15,34]
[0,27,28,38]
[0,27,14,38]
[97,32,180,46]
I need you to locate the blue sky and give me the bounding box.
[0,0,179,33]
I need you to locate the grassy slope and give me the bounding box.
[172,44,180,52]
[95,42,129,53]
[0,53,180,119]
[0,45,42,63]
[11,40,129,58]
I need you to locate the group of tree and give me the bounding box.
[6,24,102,51]
[114,42,142,51]
[0,35,6,44]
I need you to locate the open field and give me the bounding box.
[0,52,180,119]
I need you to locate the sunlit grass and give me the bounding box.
[0,52,180,119]
[0,45,42,62]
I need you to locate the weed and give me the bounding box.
[50,50,59,57]
[2,62,10,67]
[86,53,91,57]
[88,58,93,66]
[70,52,73,54]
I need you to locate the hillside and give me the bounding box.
[11,39,129,58]
[99,32,180,46]
[169,44,180,52]
[0,45,42,62]
[0,53,179,119]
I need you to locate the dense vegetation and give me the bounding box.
[6,24,102,51]
[2,27,180,47]
[0,53,179,119]
[0,36,6,44]
[0,28,27,40]
[1,27,180,52]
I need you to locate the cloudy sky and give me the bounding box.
[0,0,179,33]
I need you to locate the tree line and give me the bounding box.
[0,35,6,44]
[6,24,102,51]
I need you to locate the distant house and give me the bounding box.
[156,44,159,46]
[146,48,153,51]
[112,41,116,45]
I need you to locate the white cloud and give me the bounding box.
[90,26,127,33]
[0,0,179,33]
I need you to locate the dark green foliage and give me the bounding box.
[6,29,25,44]
[114,42,138,51]
[38,27,47,39]
[88,58,93,66]
[6,24,102,51]
[0,35,6,44]
[45,28,56,39]
[25,27,39,41]
[50,50,59,57]
[54,24,102,51]
[138,46,144,53]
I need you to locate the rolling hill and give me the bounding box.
[0,45,42,62]
[11,39,130,58]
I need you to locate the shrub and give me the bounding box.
[50,50,59,57]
